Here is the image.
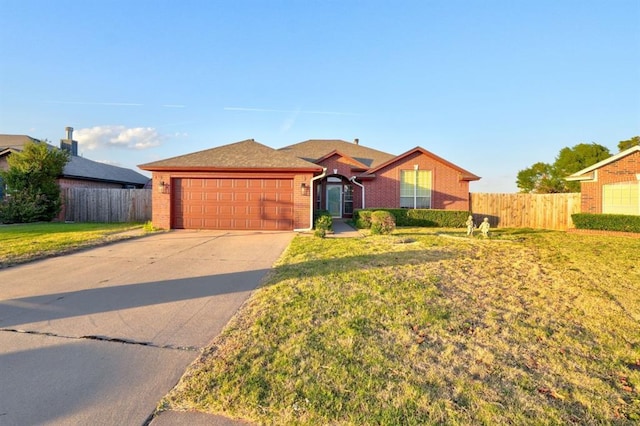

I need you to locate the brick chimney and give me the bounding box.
[60,126,78,156]
[354,138,359,145]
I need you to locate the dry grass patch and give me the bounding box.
[162,229,640,425]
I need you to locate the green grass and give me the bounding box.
[162,228,640,425]
[0,222,144,267]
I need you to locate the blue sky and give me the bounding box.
[1,0,638,192]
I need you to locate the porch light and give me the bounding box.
[300,182,309,196]
[158,180,170,194]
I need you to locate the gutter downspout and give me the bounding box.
[295,168,327,232]
[350,176,365,209]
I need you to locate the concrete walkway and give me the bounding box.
[0,230,294,426]
[327,219,363,238]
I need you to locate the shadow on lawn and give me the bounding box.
[1,244,455,330]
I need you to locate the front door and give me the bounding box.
[327,184,342,218]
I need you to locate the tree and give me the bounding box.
[516,162,562,193]
[618,136,640,151]
[516,143,611,193]
[0,141,69,223]
[553,143,611,192]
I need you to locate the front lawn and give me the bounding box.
[161,229,640,425]
[0,222,143,267]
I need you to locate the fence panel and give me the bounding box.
[62,188,151,223]
[470,192,581,231]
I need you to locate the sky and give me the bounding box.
[1,0,638,193]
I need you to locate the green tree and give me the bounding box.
[554,143,611,192]
[0,141,69,223]
[516,162,561,193]
[618,136,640,151]
[516,143,611,193]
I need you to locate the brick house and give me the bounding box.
[566,145,640,215]
[139,138,480,231]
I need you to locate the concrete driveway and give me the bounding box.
[0,230,294,426]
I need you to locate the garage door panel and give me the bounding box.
[172,178,294,230]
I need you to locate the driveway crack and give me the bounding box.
[0,328,200,352]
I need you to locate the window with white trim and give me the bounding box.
[400,170,432,208]
[602,182,639,215]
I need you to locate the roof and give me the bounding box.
[365,146,481,181]
[566,145,640,181]
[139,139,322,171]
[0,134,150,186]
[0,134,41,152]
[64,156,150,186]
[278,139,395,168]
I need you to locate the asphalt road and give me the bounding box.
[0,230,294,426]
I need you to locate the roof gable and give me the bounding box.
[278,139,395,168]
[0,134,41,151]
[366,146,481,181]
[139,139,321,171]
[314,150,370,170]
[566,145,640,181]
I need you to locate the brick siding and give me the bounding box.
[580,150,640,213]
[365,151,471,210]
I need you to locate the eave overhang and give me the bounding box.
[138,165,324,173]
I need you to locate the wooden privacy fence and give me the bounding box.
[62,188,152,223]
[470,192,581,231]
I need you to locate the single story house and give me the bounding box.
[566,145,640,215]
[0,128,150,197]
[139,138,480,231]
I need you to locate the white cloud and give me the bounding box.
[74,125,163,150]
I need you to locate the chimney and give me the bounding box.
[354,138,359,145]
[60,126,78,156]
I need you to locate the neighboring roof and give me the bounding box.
[64,156,150,186]
[566,145,640,181]
[0,134,150,186]
[0,134,41,152]
[139,139,322,171]
[278,139,395,168]
[365,146,481,181]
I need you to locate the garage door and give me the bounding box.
[172,178,294,230]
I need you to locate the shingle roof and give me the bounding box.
[0,134,41,151]
[278,139,395,168]
[64,155,150,186]
[139,139,321,170]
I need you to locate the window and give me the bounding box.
[316,183,322,210]
[400,170,431,208]
[602,182,639,215]
[344,184,353,214]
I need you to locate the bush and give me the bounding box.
[370,210,396,235]
[314,211,333,238]
[353,208,470,228]
[0,192,57,224]
[572,213,640,233]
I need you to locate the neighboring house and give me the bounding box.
[566,145,640,215]
[0,128,150,191]
[139,138,480,231]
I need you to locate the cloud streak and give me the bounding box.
[45,101,185,108]
[224,107,360,116]
[74,125,164,150]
